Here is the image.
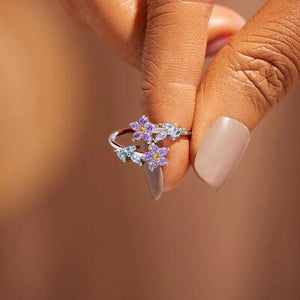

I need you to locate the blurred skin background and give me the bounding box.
[0,0,300,299]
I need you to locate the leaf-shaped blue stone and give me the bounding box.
[163,123,176,133]
[129,154,143,166]
[155,131,168,142]
[124,146,136,154]
[115,149,127,162]
[170,128,184,140]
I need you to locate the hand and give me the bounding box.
[61,1,300,199]
[190,0,300,190]
[60,0,245,67]
[60,0,245,197]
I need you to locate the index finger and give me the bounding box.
[142,0,214,198]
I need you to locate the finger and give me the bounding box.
[191,0,300,190]
[141,0,215,199]
[60,0,148,66]
[59,0,245,199]
[59,0,87,26]
[206,5,245,56]
[60,1,245,66]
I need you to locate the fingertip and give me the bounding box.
[208,5,246,42]
[163,165,189,193]
[162,142,190,193]
[206,35,231,57]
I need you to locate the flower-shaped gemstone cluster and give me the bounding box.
[113,115,188,171]
[111,115,191,172]
[130,115,155,144]
[144,144,169,171]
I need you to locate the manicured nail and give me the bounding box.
[194,117,250,190]
[144,166,164,200]
[206,36,230,57]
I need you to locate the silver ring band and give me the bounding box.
[109,128,144,160]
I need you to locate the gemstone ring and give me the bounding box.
[130,115,191,144]
[108,116,191,172]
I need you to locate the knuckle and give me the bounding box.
[141,55,160,94]
[146,3,180,34]
[141,58,162,105]
[224,35,299,114]
[147,0,176,17]
[141,78,157,100]
[141,54,197,108]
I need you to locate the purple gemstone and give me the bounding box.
[144,152,153,161]
[133,132,141,140]
[158,147,169,156]
[145,122,154,132]
[130,122,139,131]
[138,115,148,125]
[159,157,168,166]
[142,133,151,143]
[148,144,158,153]
[149,161,159,171]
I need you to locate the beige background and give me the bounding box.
[0,0,300,299]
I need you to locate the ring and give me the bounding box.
[129,115,191,143]
[108,115,191,171]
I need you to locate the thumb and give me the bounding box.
[191,0,300,190]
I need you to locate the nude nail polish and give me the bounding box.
[144,166,164,200]
[194,117,250,190]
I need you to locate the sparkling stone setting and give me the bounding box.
[130,115,155,144]
[115,146,143,166]
[144,144,169,172]
[153,123,186,142]
[112,116,189,171]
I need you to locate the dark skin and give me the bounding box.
[61,0,300,197]
[0,1,244,217]
[60,0,246,193]
[0,0,299,216]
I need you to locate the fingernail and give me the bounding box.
[206,36,231,57]
[144,166,164,201]
[194,117,250,190]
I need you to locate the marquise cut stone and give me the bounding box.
[163,123,176,133]
[155,131,168,142]
[170,128,184,140]
[124,146,136,154]
[115,150,127,162]
[129,154,143,166]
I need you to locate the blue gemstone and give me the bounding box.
[163,123,176,133]
[115,149,127,162]
[155,131,168,142]
[129,154,143,166]
[124,146,136,154]
[170,127,184,140]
